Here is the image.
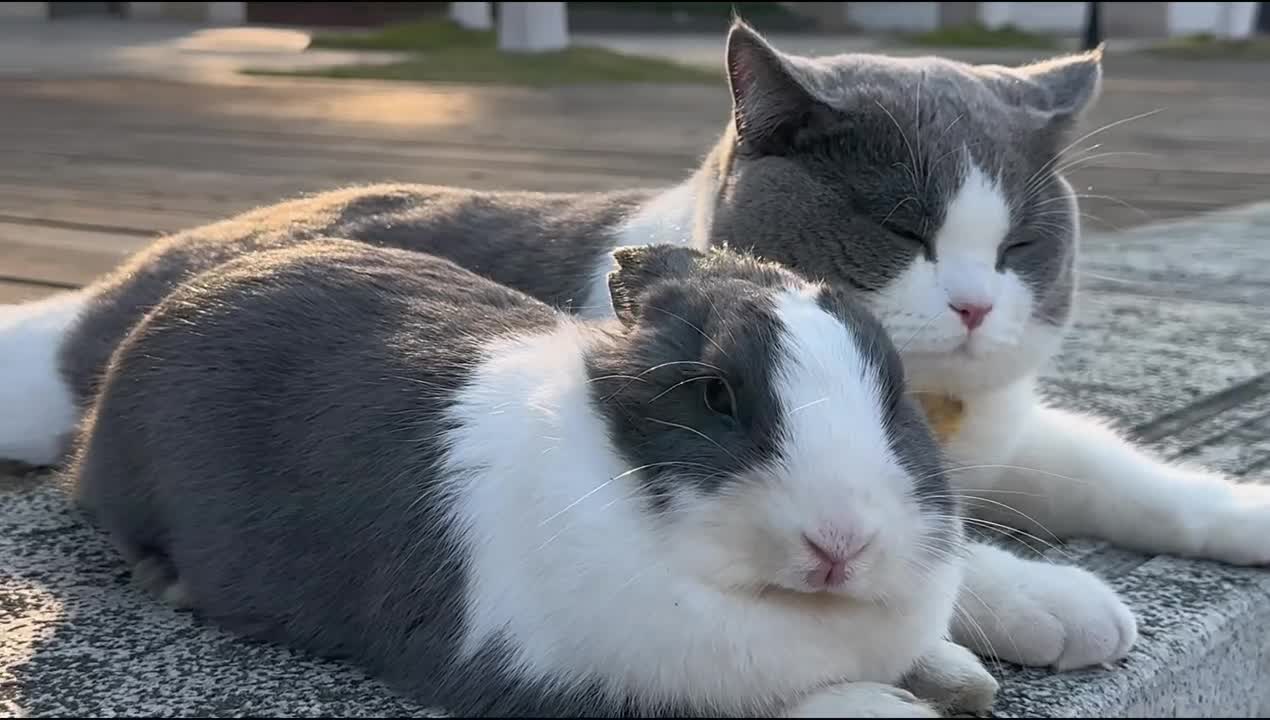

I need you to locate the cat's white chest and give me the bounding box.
[936,382,1036,492]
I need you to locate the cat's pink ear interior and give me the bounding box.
[1014,45,1105,122]
[724,20,821,154]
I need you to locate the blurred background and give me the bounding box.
[1,1,1268,307]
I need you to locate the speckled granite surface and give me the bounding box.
[4,203,1270,718]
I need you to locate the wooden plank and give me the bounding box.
[0,279,59,304]
[0,223,136,287]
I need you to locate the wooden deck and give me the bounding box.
[2,50,1270,300]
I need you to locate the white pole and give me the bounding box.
[1224,2,1258,39]
[450,2,493,31]
[497,2,569,54]
[1215,2,1235,38]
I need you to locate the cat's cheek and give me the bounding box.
[868,260,964,354]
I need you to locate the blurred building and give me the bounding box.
[0,2,449,26]
[1,2,1266,39]
[787,2,1265,39]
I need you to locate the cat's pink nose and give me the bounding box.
[950,302,992,331]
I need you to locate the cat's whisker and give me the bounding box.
[1046,151,1158,183]
[1035,190,1149,213]
[880,195,919,227]
[875,99,920,194]
[897,312,942,354]
[1024,108,1166,192]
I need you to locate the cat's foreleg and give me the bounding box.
[968,384,1270,566]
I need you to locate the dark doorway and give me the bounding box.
[1257,2,1270,34]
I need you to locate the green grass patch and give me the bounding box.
[308,19,496,52]
[1143,33,1270,60]
[253,18,723,87]
[903,23,1061,50]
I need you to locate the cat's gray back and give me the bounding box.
[60,184,650,410]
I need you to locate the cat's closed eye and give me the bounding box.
[885,226,928,249]
[1001,238,1036,257]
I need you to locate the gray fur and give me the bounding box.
[713,21,1099,325]
[67,238,951,716]
[45,23,1102,468]
[60,185,651,417]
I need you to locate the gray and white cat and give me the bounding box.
[2,21,1264,672]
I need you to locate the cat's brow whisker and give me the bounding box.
[875,99,920,193]
[880,195,919,227]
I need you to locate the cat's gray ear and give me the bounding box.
[1014,45,1104,123]
[608,245,702,325]
[725,20,825,154]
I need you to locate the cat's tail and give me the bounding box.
[0,289,87,467]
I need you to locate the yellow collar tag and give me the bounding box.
[915,394,966,445]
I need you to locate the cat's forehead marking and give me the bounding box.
[932,162,1012,263]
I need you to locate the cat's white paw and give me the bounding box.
[954,548,1137,671]
[903,640,998,715]
[786,683,940,718]
[1197,481,1270,566]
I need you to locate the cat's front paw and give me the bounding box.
[1198,481,1270,566]
[954,548,1137,671]
[785,683,940,718]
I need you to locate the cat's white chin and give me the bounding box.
[899,322,1065,397]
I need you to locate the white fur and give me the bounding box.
[950,542,1136,671]
[437,305,963,714]
[870,162,1052,395]
[857,160,1270,668]
[785,682,938,718]
[902,638,999,714]
[0,290,87,465]
[954,380,1270,566]
[581,181,702,320]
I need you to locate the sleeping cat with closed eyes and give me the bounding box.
[4,20,1267,673]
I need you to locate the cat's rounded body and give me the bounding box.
[68,239,966,717]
